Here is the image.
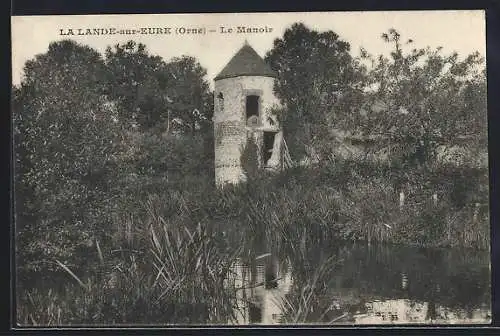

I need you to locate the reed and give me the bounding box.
[17,210,243,325]
[17,160,489,325]
[278,253,348,324]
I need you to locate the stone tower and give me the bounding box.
[213,41,283,187]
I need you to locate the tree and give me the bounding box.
[356,29,487,170]
[104,42,215,190]
[104,41,171,130]
[265,23,366,162]
[105,43,212,136]
[14,40,125,277]
[165,56,213,135]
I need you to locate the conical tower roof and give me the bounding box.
[214,42,277,81]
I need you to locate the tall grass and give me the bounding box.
[17,159,489,325]
[17,200,244,325]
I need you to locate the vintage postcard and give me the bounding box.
[11,11,490,327]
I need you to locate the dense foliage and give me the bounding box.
[354,29,487,170]
[14,40,214,282]
[14,41,125,278]
[265,23,367,161]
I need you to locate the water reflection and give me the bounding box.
[230,255,293,324]
[228,242,491,325]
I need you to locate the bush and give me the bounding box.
[16,138,489,325]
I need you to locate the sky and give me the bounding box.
[11,11,486,87]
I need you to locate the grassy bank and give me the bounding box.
[16,159,489,325]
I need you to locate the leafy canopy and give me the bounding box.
[265,23,366,161]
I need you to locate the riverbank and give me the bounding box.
[16,160,489,325]
[153,160,489,252]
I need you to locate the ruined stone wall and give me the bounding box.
[214,120,247,186]
[214,76,280,186]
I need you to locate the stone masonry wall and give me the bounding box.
[214,76,280,186]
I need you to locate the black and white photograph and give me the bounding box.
[11,11,490,326]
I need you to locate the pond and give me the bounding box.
[226,242,491,325]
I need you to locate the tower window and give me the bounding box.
[246,95,259,119]
[249,302,262,323]
[265,262,278,289]
[217,92,224,112]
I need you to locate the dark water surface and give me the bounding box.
[229,242,491,325]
